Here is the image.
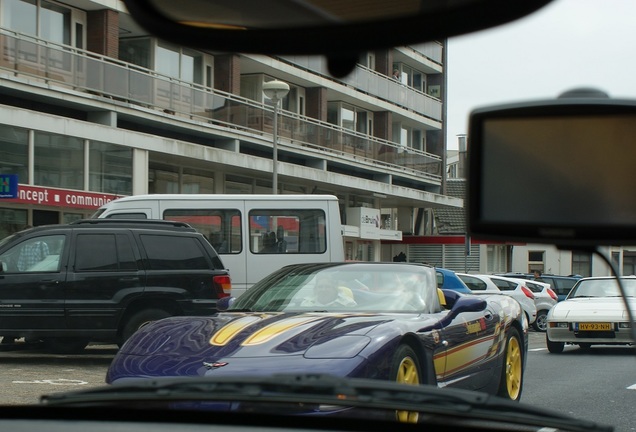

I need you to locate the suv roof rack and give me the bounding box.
[71,219,194,229]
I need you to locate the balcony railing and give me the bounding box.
[0,29,443,183]
[278,55,442,120]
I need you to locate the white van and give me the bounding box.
[93,194,345,297]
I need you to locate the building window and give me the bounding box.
[2,0,37,35]
[155,43,203,83]
[572,251,592,277]
[182,167,215,194]
[89,142,133,196]
[34,131,83,190]
[2,0,76,44]
[327,102,373,134]
[40,0,70,45]
[392,63,426,92]
[0,125,29,182]
[120,38,206,85]
[487,245,508,273]
[148,159,215,194]
[119,38,152,69]
[528,250,544,274]
[623,252,636,276]
[0,208,28,240]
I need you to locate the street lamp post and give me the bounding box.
[262,80,290,194]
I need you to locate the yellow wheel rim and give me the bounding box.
[505,336,522,400]
[395,356,420,423]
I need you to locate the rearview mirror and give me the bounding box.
[467,89,636,247]
[122,0,553,74]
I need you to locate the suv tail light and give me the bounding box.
[547,288,558,301]
[213,275,232,298]
[521,286,535,300]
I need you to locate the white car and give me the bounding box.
[505,278,557,332]
[546,276,636,353]
[457,273,537,325]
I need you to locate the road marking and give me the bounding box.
[12,379,87,386]
[628,384,636,390]
[529,348,547,351]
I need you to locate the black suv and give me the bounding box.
[496,272,581,301]
[0,219,230,353]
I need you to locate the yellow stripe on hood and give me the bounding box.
[243,316,323,346]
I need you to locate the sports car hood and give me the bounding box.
[550,297,636,320]
[119,312,407,359]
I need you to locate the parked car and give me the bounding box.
[516,279,558,332]
[546,276,636,353]
[107,262,527,404]
[0,219,231,353]
[435,267,472,293]
[457,274,537,326]
[497,273,581,301]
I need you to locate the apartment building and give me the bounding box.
[0,0,461,260]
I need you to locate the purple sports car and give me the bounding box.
[106,262,527,405]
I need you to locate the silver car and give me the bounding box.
[457,273,537,326]
[546,276,636,353]
[506,278,557,332]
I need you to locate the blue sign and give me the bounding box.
[0,175,18,198]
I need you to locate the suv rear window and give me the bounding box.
[140,235,210,270]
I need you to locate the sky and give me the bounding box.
[445,0,636,149]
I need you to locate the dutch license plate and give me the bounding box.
[577,322,612,331]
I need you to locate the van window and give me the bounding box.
[104,213,148,219]
[163,209,241,254]
[249,209,326,254]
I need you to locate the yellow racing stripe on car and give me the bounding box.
[434,335,496,378]
[210,315,268,346]
[243,316,322,345]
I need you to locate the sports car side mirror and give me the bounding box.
[216,296,235,311]
[448,297,487,320]
[420,294,487,331]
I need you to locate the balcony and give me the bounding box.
[0,29,443,184]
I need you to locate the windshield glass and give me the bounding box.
[569,278,636,298]
[231,263,439,313]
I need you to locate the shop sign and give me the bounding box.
[4,184,121,210]
[0,175,19,199]
[346,207,381,240]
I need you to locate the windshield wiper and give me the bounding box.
[41,373,613,432]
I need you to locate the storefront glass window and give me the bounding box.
[0,208,28,240]
[182,168,214,194]
[0,125,29,183]
[62,213,84,224]
[34,132,83,190]
[89,142,132,196]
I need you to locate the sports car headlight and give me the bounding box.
[304,335,371,359]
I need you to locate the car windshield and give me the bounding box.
[569,278,636,298]
[0,1,635,432]
[230,263,439,313]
